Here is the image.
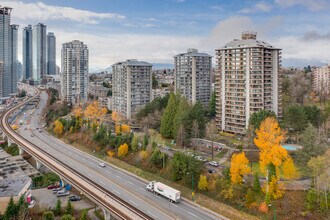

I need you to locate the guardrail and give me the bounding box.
[0,86,152,220]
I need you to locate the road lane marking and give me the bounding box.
[188,211,198,217]
[105,170,111,174]
[99,180,105,185]
[88,161,93,165]
[139,187,146,191]
[113,190,120,195]
[129,200,138,206]
[115,175,122,179]
[127,181,133,185]
[147,211,157,219]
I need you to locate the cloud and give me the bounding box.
[240,2,272,14]
[275,0,330,11]
[2,1,125,24]
[211,5,223,11]
[301,31,330,41]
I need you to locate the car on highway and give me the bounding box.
[47,184,60,189]
[69,195,81,201]
[57,190,69,197]
[99,162,106,167]
[208,161,219,167]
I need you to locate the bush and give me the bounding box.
[54,199,62,216]
[306,189,318,211]
[61,214,74,220]
[65,200,74,215]
[245,188,255,206]
[43,211,55,220]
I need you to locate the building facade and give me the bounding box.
[32,23,47,83]
[23,25,32,81]
[0,6,18,97]
[313,65,330,95]
[174,48,212,105]
[112,59,152,119]
[215,31,282,134]
[47,32,56,75]
[61,40,89,104]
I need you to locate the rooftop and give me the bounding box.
[0,177,31,197]
[113,59,152,67]
[174,48,212,58]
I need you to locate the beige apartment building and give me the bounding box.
[313,65,330,95]
[215,31,282,134]
[112,59,152,119]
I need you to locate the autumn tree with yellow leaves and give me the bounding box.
[53,120,64,137]
[230,152,251,184]
[118,143,129,158]
[84,101,107,123]
[198,175,208,191]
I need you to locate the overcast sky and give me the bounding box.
[3,0,330,71]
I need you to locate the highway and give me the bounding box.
[15,90,225,220]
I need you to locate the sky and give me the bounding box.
[3,0,330,71]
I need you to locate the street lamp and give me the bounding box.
[187,172,195,202]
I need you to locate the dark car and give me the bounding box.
[208,169,216,174]
[69,195,81,201]
[47,184,60,190]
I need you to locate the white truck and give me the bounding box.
[146,181,181,203]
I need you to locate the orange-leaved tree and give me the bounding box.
[53,120,64,137]
[281,156,299,179]
[118,143,129,158]
[73,105,84,118]
[115,124,131,135]
[254,117,288,196]
[84,101,107,123]
[230,152,251,184]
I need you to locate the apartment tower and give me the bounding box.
[23,25,33,80]
[174,48,212,105]
[32,23,47,83]
[112,59,152,119]
[47,32,56,75]
[0,6,18,97]
[61,40,89,104]
[215,31,282,134]
[313,65,330,96]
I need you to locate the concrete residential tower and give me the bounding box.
[112,59,152,119]
[0,6,18,97]
[174,49,212,105]
[47,32,56,75]
[23,25,33,80]
[61,40,89,104]
[32,23,47,83]
[215,31,282,134]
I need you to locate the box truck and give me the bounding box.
[146,181,181,203]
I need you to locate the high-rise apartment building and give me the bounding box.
[215,31,282,134]
[61,40,89,104]
[313,65,330,95]
[112,59,152,119]
[47,32,56,75]
[32,23,47,83]
[23,25,33,80]
[0,6,18,97]
[174,49,212,105]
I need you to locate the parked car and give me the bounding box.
[195,156,207,162]
[164,146,172,151]
[99,162,106,167]
[208,161,219,167]
[57,190,69,197]
[28,200,36,208]
[47,184,60,190]
[69,195,81,201]
[208,169,216,174]
[52,187,63,193]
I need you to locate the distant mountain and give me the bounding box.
[151,63,173,70]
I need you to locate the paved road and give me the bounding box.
[16,91,225,220]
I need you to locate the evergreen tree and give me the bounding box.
[65,200,74,215]
[245,188,255,205]
[190,101,206,137]
[131,135,138,151]
[4,197,17,219]
[61,214,74,220]
[54,199,62,216]
[249,109,276,131]
[160,93,178,138]
[80,209,88,220]
[43,211,55,220]
[173,96,191,136]
[253,173,261,193]
[143,134,149,149]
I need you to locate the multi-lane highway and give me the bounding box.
[15,91,226,220]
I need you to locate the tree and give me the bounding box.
[173,96,191,139]
[84,101,107,123]
[281,156,299,179]
[152,73,158,88]
[267,176,284,200]
[198,175,208,191]
[208,91,216,117]
[53,120,64,136]
[4,197,16,219]
[308,155,326,190]
[43,211,55,220]
[190,101,206,137]
[61,214,74,220]
[111,111,119,122]
[160,93,178,138]
[131,136,138,151]
[54,199,62,216]
[80,209,88,220]
[171,152,188,181]
[245,188,255,206]
[121,124,131,134]
[304,105,323,127]
[65,200,74,215]
[253,173,261,193]
[230,152,251,184]
[290,72,311,105]
[143,134,149,149]
[297,123,326,165]
[150,149,167,168]
[249,109,276,131]
[118,143,129,158]
[284,104,308,132]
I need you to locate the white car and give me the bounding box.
[28,200,36,208]
[99,162,106,167]
[208,161,219,167]
[195,156,207,162]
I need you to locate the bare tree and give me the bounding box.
[205,120,218,160]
